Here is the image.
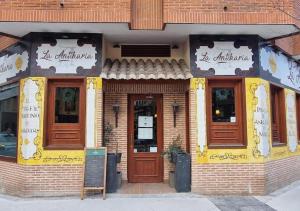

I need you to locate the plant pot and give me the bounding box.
[171,152,177,164]
[106,153,118,193]
[117,171,122,189]
[116,153,122,163]
[169,171,175,188]
[175,153,191,192]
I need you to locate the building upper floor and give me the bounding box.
[0,0,299,29]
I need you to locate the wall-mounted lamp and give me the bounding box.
[112,102,120,128]
[172,45,179,49]
[113,44,120,48]
[172,100,180,127]
[60,0,64,7]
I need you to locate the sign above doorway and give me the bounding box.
[195,41,253,75]
[190,35,259,77]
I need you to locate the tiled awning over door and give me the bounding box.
[100,58,192,80]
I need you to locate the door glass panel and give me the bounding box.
[55,87,80,123]
[212,87,235,122]
[134,98,157,153]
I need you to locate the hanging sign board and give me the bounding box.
[260,46,300,92]
[195,41,254,75]
[36,39,97,74]
[81,147,107,200]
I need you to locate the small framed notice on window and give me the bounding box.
[230,116,236,123]
[138,116,153,128]
[138,128,153,139]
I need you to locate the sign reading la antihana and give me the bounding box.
[36,39,97,74]
[195,42,254,75]
[0,51,29,84]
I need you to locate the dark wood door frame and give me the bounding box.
[46,79,86,149]
[127,94,164,183]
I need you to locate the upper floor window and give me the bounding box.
[0,83,19,160]
[270,84,286,146]
[207,79,245,147]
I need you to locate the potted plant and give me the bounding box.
[103,122,122,192]
[104,122,122,163]
[162,135,184,188]
[162,134,184,164]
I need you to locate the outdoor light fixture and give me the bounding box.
[112,102,120,128]
[113,44,120,48]
[172,45,179,49]
[60,0,64,7]
[172,100,180,127]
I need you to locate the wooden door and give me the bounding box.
[206,79,244,147]
[128,94,163,183]
[46,79,85,149]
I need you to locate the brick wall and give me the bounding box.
[131,0,163,30]
[103,86,187,181]
[0,0,298,27]
[0,0,131,22]
[0,161,23,196]
[190,88,264,195]
[265,156,300,194]
[163,93,186,180]
[22,165,83,197]
[192,163,266,195]
[189,86,300,195]
[0,36,18,51]
[104,92,128,180]
[163,0,298,26]
[275,34,300,56]
[96,88,103,147]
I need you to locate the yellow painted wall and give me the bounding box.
[191,78,300,164]
[17,77,102,165]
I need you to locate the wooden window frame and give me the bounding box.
[206,78,246,148]
[296,93,300,144]
[0,80,19,163]
[270,84,287,146]
[45,78,86,150]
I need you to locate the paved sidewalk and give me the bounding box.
[0,194,219,211]
[1,181,300,211]
[256,180,300,211]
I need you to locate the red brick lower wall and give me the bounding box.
[22,165,83,197]
[191,155,300,195]
[1,156,300,197]
[0,161,23,196]
[191,163,266,195]
[265,156,300,194]
[0,161,83,197]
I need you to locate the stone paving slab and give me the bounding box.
[0,196,220,211]
[209,197,275,211]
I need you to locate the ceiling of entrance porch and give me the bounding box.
[0,22,299,43]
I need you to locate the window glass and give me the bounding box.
[211,88,235,122]
[270,85,286,144]
[0,96,18,158]
[55,87,80,123]
[133,99,157,152]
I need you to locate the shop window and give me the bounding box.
[207,79,245,147]
[270,84,286,146]
[0,83,19,159]
[297,93,300,143]
[46,79,85,149]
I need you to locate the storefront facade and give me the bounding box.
[0,1,300,197]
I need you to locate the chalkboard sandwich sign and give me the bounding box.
[81,147,107,200]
